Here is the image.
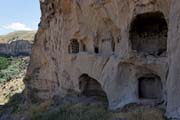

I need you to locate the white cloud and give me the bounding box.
[2,22,32,31]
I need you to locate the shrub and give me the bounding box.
[0,57,10,70]
[0,64,20,83]
[0,57,22,83]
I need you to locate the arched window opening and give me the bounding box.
[138,74,163,100]
[130,12,168,56]
[68,39,79,54]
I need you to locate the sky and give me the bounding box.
[0,0,41,35]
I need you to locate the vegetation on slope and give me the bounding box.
[0,57,28,104]
[0,57,10,70]
[30,103,111,120]
[6,99,164,120]
[0,31,36,43]
[0,57,27,83]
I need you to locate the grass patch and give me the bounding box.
[30,103,111,120]
[113,107,165,120]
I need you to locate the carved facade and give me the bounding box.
[25,0,180,119]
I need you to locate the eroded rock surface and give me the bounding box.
[24,0,180,119]
[167,0,180,119]
[0,40,32,56]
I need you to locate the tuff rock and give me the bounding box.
[24,0,180,119]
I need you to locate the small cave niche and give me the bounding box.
[101,38,114,55]
[138,74,163,100]
[130,12,168,56]
[79,74,108,100]
[94,46,99,54]
[112,41,115,53]
[68,39,79,54]
[80,40,86,52]
[82,44,86,52]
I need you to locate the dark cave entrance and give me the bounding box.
[138,74,163,100]
[94,47,99,54]
[130,12,168,56]
[79,74,108,104]
[79,74,107,97]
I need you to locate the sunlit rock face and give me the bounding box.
[24,0,180,118]
[0,40,32,56]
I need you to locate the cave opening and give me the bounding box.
[94,47,99,54]
[138,74,163,100]
[79,74,108,104]
[130,12,168,56]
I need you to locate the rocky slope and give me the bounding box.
[0,31,34,56]
[0,57,29,105]
[0,31,35,43]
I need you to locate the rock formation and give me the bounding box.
[24,0,180,119]
[167,0,180,118]
[0,40,32,56]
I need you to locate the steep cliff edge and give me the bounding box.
[0,40,32,56]
[0,31,35,56]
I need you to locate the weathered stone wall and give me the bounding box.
[167,0,180,119]
[0,40,32,56]
[24,0,180,118]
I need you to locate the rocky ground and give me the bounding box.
[0,75,25,105]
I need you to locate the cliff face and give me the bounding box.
[24,0,180,119]
[167,0,180,118]
[0,40,32,56]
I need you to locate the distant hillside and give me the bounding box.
[0,31,36,43]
